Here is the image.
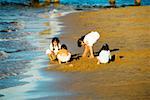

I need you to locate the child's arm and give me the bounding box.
[108,51,111,60]
[49,43,53,51]
[58,44,61,49]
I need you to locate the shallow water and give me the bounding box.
[0,0,150,6]
[0,6,43,89]
[0,4,78,99]
[0,4,75,90]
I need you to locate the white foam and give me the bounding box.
[0,38,20,41]
[0,51,9,59]
[0,56,55,100]
[47,9,77,37]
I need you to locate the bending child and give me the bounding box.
[46,37,61,61]
[57,44,71,64]
[77,31,100,58]
[97,43,111,64]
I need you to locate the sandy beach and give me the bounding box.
[0,6,150,100]
[47,6,150,99]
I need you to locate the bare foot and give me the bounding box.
[97,61,100,64]
[69,64,73,67]
[58,60,61,64]
[90,55,94,58]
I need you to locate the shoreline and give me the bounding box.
[48,6,150,72]
[47,6,150,99]
[0,6,150,99]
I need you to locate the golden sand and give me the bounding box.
[42,6,150,99]
[46,6,150,72]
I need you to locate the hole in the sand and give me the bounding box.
[119,56,124,59]
[110,55,115,62]
[70,54,81,61]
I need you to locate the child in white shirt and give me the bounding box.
[77,31,100,58]
[46,37,61,61]
[97,43,111,64]
[57,44,71,64]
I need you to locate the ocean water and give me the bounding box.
[0,0,150,6]
[0,3,75,90]
[61,0,150,6]
[0,0,150,93]
[0,6,45,89]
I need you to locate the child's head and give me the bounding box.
[52,37,60,46]
[77,35,85,47]
[61,44,67,50]
[101,43,109,51]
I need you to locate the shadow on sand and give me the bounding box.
[49,48,124,64]
[70,48,123,63]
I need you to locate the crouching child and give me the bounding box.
[97,43,111,64]
[57,44,71,64]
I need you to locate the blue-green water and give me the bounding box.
[0,0,150,6]
[61,0,150,6]
[0,4,73,90]
[0,6,47,88]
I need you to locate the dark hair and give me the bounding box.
[51,37,60,51]
[52,37,60,44]
[101,43,109,51]
[61,44,67,50]
[77,35,85,47]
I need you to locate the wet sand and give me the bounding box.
[47,6,150,99]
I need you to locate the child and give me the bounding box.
[46,37,61,61]
[57,44,71,64]
[97,43,111,64]
[77,31,100,58]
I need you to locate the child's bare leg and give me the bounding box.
[97,60,100,64]
[82,45,89,58]
[97,57,100,64]
[89,46,94,58]
[48,54,53,61]
[58,60,61,64]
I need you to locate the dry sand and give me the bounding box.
[46,6,150,99]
